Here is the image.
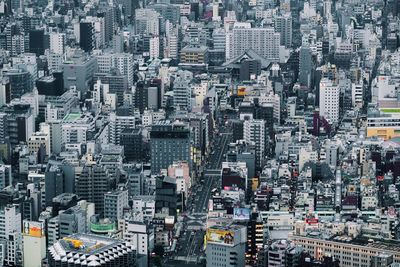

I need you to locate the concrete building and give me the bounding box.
[173,76,191,111]
[104,189,129,221]
[319,79,340,124]
[135,8,160,35]
[274,13,292,48]
[243,119,266,169]
[49,32,66,55]
[108,112,135,145]
[205,225,246,267]
[76,163,110,214]
[62,54,98,95]
[227,23,280,61]
[22,220,46,267]
[150,121,191,174]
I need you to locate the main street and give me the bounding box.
[170,131,232,265]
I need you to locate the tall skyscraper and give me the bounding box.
[319,79,340,124]
[150,121,191,174]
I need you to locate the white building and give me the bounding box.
[149,36,160,59]
[227,23,280,61]
[109,112,135,145]
[49,32,66,55]
[319,79,340,124]
[244,119,266,168]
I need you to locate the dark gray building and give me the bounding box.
[120,128,143,162]
[76,164,110,214]
[150,121,191,174]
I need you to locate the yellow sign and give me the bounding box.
[237,86,247,96]
[206,229,234,245]
[23,221,45,237]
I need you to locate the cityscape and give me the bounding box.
[0,0,399,266]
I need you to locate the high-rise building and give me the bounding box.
[227,23,280,61]
[104,189,129,221]
[22,220,46,267]
[108,112,135,145]
[76,163,110,214]
[150,121,191,174]
[49,32,66,55]
[120,128,143,162]
[79,21,95,52]
[0,165,11,191]
[29,29,46,56]
[173,76,191,111]
[155,175,177,216]
[243,119,266,169]
[47,234,136,267]
[205,225,246,267]
[3,69,32,100]
[299,45,313,88]
[135,9,160,35]
[319,79,340,124]
[62,54,98,95]
[274,13,292,48]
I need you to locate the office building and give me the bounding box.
[173,76,191,111]
[79,21,95,52]
[319,79,340,124]
[150,121,191,174]
[135,9,160,35]
[49,32,66,55]
[3,69,32,100]
[155,175,177,216]
[0,165,11,191]
[274,13,292,48]
[120,128,143,162]
[62,54,98,95]
[104,189,128,221]
[29,29,46,56]
[299,45,313,88]
[243,119,266,169]
[226,23,280,61]
[76,163,110,214]
[205,225,246,267]
[22,220,46,267]
[108,112,135,145]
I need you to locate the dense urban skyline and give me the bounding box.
[0,0,398,267]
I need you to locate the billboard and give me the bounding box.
[206,229,235,245]
[23,221,45,237]
[233,208,250,221]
